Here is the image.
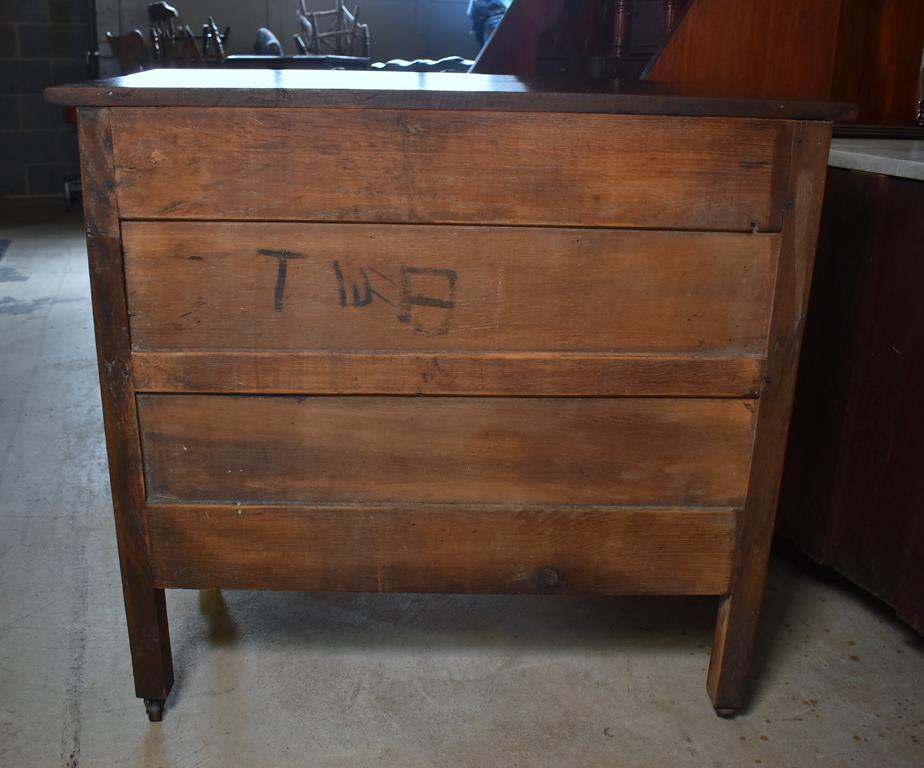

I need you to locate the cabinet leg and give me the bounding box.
[123,584,174,717]
[79,105,175,720]
[704,122,831,716]
[706,584,765,712]
[144,699,165,722]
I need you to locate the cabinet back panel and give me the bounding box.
[111,108,789,230]
[138,394,756,506]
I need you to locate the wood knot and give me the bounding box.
[539,567,560,589]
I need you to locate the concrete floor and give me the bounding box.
[0,203,922,768]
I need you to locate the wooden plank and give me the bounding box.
[112,109,788,231]
[131,350,765,397]
[137,395,756,506]
[707,122,832,713]
[44,69,856,120]
[147,504,738,595]
[77,108,173,703]
[123,223,778,354]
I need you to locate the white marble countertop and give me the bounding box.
[828,139,924,181]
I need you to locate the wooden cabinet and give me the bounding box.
[778,157,924,633]
[476,0,924,127]
[649,0,924,125]
[46,70,844,721]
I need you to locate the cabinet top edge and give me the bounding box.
[45,69,855,121]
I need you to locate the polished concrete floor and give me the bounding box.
[1,203,922,767]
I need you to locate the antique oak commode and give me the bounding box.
[47,70,848,721]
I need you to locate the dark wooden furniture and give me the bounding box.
[646,0,845,99]
[472,0,691,79]
[778,153,924,634]
[830,0,924,126]
[139,2,228,68]
[475,0,924,127]
[46,70,848,721]
[106,30,146,76]
[296,0,370,59]
[648,0,924,126]
[147,1,178,66]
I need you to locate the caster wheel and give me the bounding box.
[715,707,738,719]
[144,699,165,722]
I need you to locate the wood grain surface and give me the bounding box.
[147,503,738,595]
[647,0,843,101]
[111,108,790,230]
[131,350,765,397]
[123,222,778,355]
[138,395,756,506]
[77,108,174,702]
[44,69,856,121]
[707,122,832,711]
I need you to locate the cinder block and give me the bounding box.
[58,127,78,164]
[19,92,61,130]
[0,1,51,24]
[0,21,15,57]
[27,161,77,195]
[0,164,28,195]
[18,23,89,59]
[0,94,19,130]
[0,60,53,93]
[0,130,59,164]
[49,0,89,24]
[51,59,90,86]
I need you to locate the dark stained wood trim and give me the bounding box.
[45,70,856,121]
[147,503,738,595]
[77,107,174,702]
[706,121,832,711]
[131,351,765,398]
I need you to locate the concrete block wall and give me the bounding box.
[1,1,92,197]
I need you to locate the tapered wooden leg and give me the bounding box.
[706,506,778,713]
[706,121,832,716]
[123,583,174,711]
[707,530,778,713]
[78,107,175,720]
[707,589,764,714]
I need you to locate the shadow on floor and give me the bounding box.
[166,550,924,714]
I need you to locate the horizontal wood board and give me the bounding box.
[111,109,789,230]
[138,395,756,506]
[45,70,856,121]
[130,350,765,397]
[147,503,737,595]
[123,223,778,355]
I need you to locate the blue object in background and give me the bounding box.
[468,0,512,48]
